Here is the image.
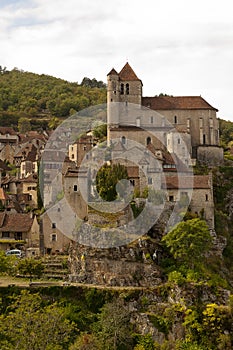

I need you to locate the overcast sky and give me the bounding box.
[1,0,233,120]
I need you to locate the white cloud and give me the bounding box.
[0,0,233,119]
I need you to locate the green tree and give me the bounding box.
[17,258,44,281]
[96,163,128,201]
[18,117,31,133]
[94,298,133,350]
[162,218,212,268]
[92,123,107,142]
[0,290,76,350]
[0,250,17,275]
[69,333,100,350]
[48,116,60,130]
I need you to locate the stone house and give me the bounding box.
[68,135,95,166]
[163,174,215,229]
[41,166,88,254]
[0,127,19,164]
[41,210,71,255]
[14,143,38,178]
[17,173,38,208]
[0,211,39,252]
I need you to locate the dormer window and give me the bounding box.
[126,83,129,95]
[120,83,124,95]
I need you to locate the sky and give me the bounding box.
[1,0,233,120]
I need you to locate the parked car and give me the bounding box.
[5,249,22,258]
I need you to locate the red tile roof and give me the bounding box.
[119,62,141,81]
[142,96,218,111]
[127,166,139,178]
[163,175,211,190]
[107,68,118,76]
[0,188,7,201]
[0,127,17,135]
[0,212,34,232]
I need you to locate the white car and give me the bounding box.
[6,249,22,258]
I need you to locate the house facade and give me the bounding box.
[0,212,39,253]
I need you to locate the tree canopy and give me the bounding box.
[96,163,129,201]
[0,67,106,126]
[162,218,213,267]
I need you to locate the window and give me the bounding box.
[15,232,22,240]
[83,146,87,151]
[178,138,181,144]
[126,83,129,95]
[121,136,126,145]
[71,154,74,159]
[174,115,177,124]
[136,117,140,127]
[151,116,153,124]
[203,134,206,144]
[130,179,135,186]
[2,232,9,238]
[73,185,78,192]
[199,118,203,128]
[148,177,152,185]
[52,223,56,229]
[120,83,124,95]
[51,234,57,242]
[146,137,151,145]
[169,195,174,202]
[205,194,209,201]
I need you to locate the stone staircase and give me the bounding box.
[42,255,69,280]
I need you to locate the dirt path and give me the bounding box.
[0,276,153,290]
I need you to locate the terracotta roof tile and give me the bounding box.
[20,173,38,183]
[0,212,34,232]
[127,166,139,178]
[119,62,141,81]
[142,96,218,111]
[0,127,17,135]
[0,212,6,227]
[107,68,118,76]
[0,188,7,201]
[163,175,211,189]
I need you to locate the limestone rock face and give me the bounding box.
[68,238,163,287]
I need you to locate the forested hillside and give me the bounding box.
[0,66,106,129]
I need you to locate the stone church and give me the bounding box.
[107,62,223,165]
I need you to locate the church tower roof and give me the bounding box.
[119,62,140,81]
[107,68,118,76]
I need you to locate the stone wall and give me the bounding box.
[69,238,163,287]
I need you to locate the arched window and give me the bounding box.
[120,83,124,95]
[146,137,151,145]
[126,83,129,95]
[122,136,126,145]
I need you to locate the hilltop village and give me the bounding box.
[0,63,227,285]
[2,64,233,349]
